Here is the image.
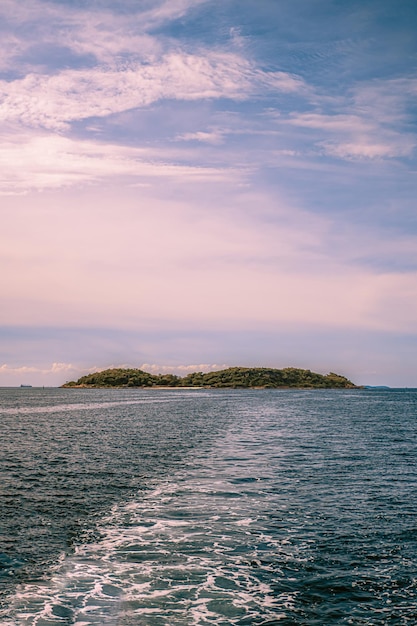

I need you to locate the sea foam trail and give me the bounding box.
[0,396,201,416]
[3,427,296,625]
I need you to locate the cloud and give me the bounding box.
[176,130,225,144]
[139,363,229,374]
[0,0,208,67]
[287,76,417,161]
[290,111,415,160]
[0,361,105,386]
[0,361,79,385]
[351,78,417,123]
[290,113,369,133]
[0,132,243,193]
[0,52,306,131]
[322,139,413,160]
[134,0,210,31]
[0,359,229,386]
[0,362,74,374]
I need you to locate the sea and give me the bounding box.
[0,387,416,625]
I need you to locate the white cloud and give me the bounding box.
[0,52,305,131]
[322,139,414,160]
[139,363,229,374]
[0,361,78,385]
[135,0,209,31]
[176,130,225,144]
[290,113,369,133]
[0,132,242,193]
[0,361,103,386]
[351,78,417,124]
[287,77,417,161]
[0,362,74,374]
[0,0,208,67]
[0,361,232,387]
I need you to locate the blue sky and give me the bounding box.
[1,0,417,386]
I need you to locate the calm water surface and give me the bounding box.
[0,387,416,624]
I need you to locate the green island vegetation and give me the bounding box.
[62,367,358,389]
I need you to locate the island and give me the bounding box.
[62,367,358,389]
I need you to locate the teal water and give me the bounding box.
[0,388,416,624]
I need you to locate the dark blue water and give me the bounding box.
[1,387,417,624]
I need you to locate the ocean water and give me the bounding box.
[0,387,417,625]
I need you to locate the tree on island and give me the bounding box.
[63,367,358,389]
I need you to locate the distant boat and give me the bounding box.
[20,384,32,388]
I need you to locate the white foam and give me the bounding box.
[234,517,255,527]
[2,407,302,625]
[0,397,180,416]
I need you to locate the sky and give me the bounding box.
[1,0,417,387]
